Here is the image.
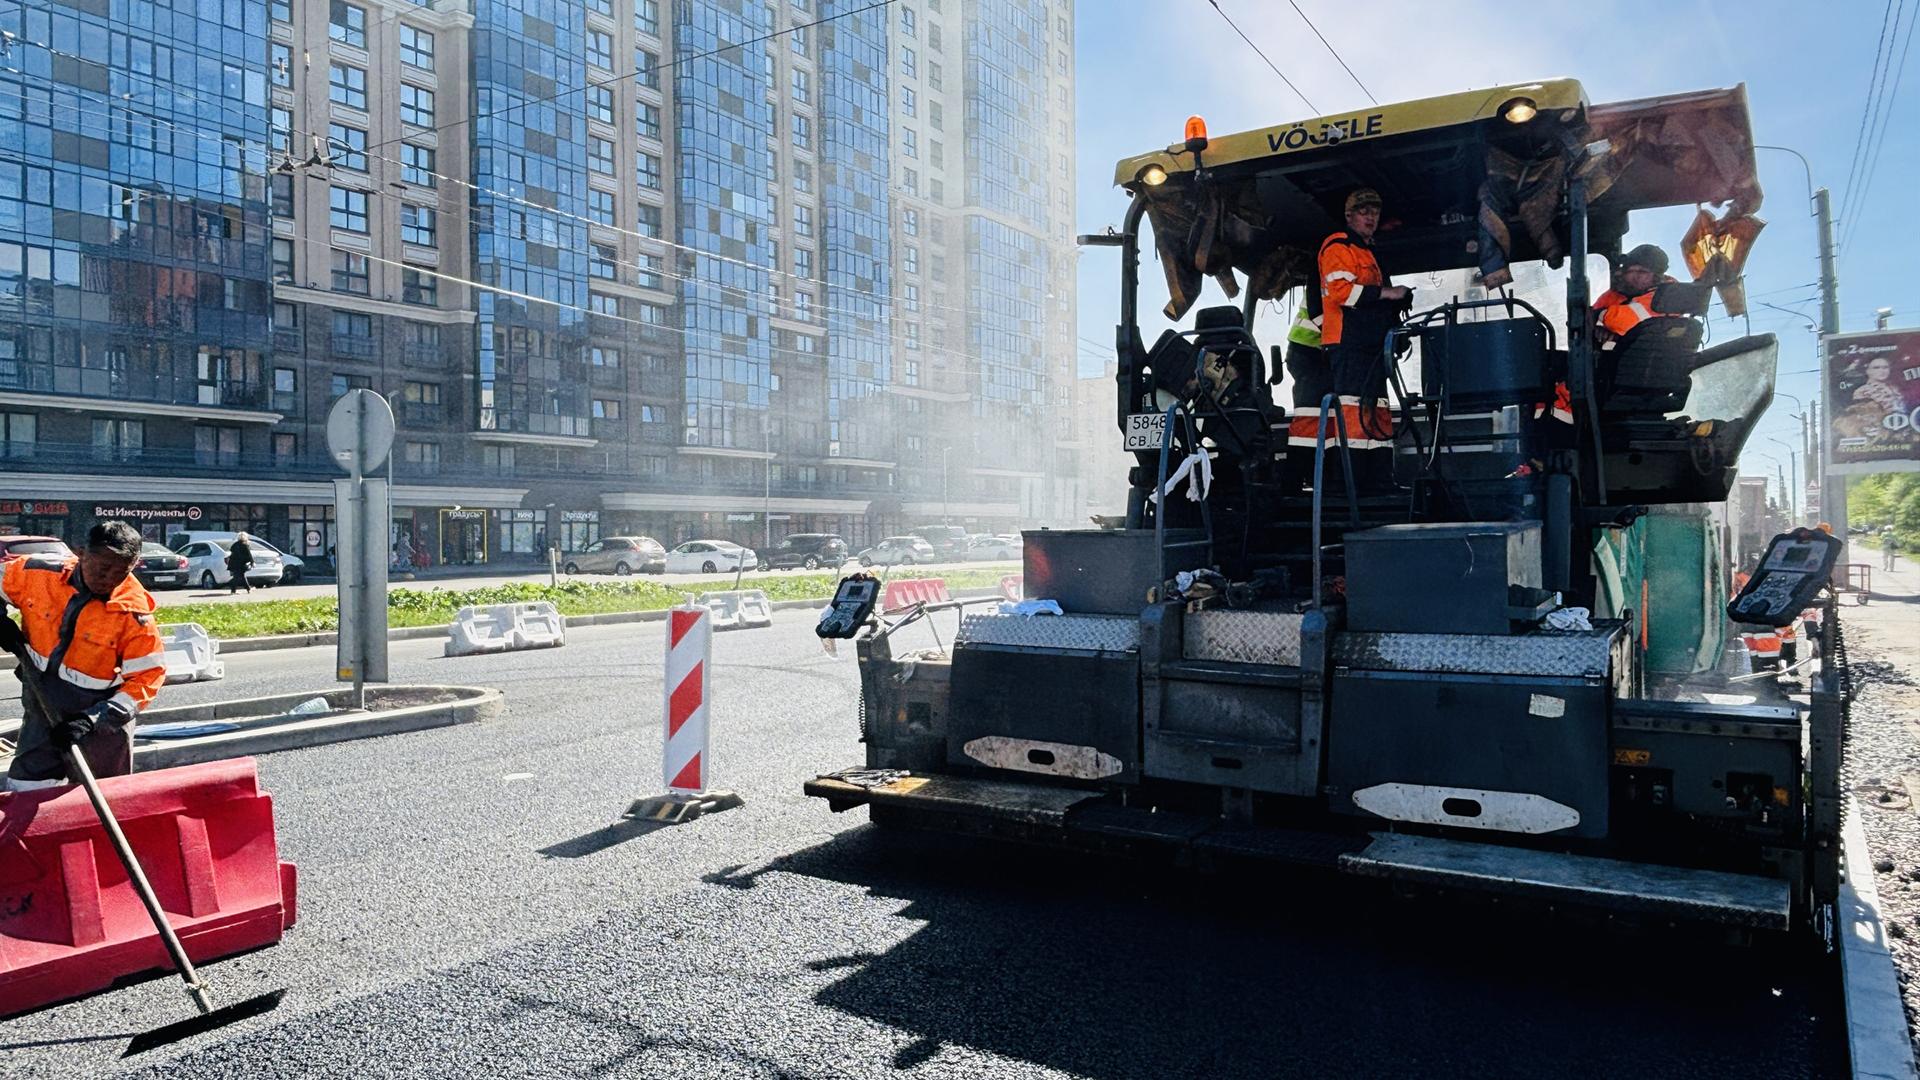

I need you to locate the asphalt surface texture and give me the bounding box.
[0,613,1849,1078]
[149,560,1015,607]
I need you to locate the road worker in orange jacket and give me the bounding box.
[1,521,166,791]
[1318,188,1413,491]
[1593,243,1680,350]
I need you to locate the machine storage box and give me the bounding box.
[1343,521,1543,635]
[1022,528,1209,616]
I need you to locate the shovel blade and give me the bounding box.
[122,989,286,1057]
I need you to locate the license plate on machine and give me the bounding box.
[1124,412,1166,451]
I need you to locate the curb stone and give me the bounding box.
[1842,797,1920,1080]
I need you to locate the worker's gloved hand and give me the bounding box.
[51,710,97,750]
[94,700,135,729]
[0,614,23,657]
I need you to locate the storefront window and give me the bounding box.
[558,511,599,553]
[288,504,336,559]
[497,509,540,555]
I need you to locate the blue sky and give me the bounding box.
[1071,0,1916,496]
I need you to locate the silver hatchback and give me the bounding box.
[564,536,667,575]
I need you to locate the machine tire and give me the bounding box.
[281,567,301,584]
[803,555,820,570]
[564,562,581,575]
[615,561,631,576]
[200,570,217,589]
[860,556,874,567]
[702,560,718,574]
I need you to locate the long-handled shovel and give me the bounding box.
[9,656,285,1055]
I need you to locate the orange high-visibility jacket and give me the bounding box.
[1,555,166,717]
[1592,279,1679,344]
[1318,231,1391,347]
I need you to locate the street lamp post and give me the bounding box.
[762,412,773,552]
[1768,437,1799,522]
[942,445,950,526]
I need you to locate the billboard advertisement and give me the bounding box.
[1827,328,1920,475]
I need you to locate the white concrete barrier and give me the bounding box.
[160,622,225,683]
[444,601,568,657]
[696,589,773,631]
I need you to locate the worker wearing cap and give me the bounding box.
[1593,243,1680,350]
[1318,188,1413,489]
[1,521,166,792]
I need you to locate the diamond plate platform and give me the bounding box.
[956,613,1140,653]
[1332,626,1623,677]
[1183,610,1305,667]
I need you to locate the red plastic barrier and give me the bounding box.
[0,757,297,1017]
[882,577,950,613]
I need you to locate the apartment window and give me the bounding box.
[401,143,436,186]
[482,445,515,475]
[399,25,435,71]
[588,189,615,225]
[904,359,921,386]
[794,292,814,321]
[905,322,920,349]
[903,245,919,274]
[793,204,813,237]
[328,123,367,171]
[402,441,440,472]
[636,49,660,90]
[400,84,434,126]
[271,0,289,22]
[587,136,615,175]
[791,69,811,105]
[270,43,292,87]
[903,282,919,312]
[273,433,298,463]
[638,302,667,325]
[928,61,942,90]
[329,63,366,109]
[1057,50,1068,74]
[901,86,916,117]
[401,267,438,306]
[591,398,621,420]
[402,380,441,406]
[329,1,366,48]
[273,301,300,328]
[902,167,918,194]
[270,106,293,156]
[0,412,34,459]
[930,139,944,168]
[273,367,297,398]
[90,418,143,462]
[794,160,813,194]
[929,22,942,50]
[587,0,611,14]
[588,244,616,280]
[637,152,662,190]
[331,250,369,293]
[791,26,808,54]
[587,85,614,123]
[902,128,917,159]
[635,0,659,36]
[905,434,922,453]
[194,425,242,467]
[929,177,944,200]
[901,47,916,78]
[330,372,372,399]
[794,247,813,280]
[636,251,663,289]
[636,202,661,239]
[929,100,943,130]
[271,238,293,281]
[792,114,812,152]
[587,30,613,70]
[903,208,919,236]
[328,186,368,232]
[636,101,661,141]
[332,311,372,339]
[591,346,621,369]
[588,291,618,316]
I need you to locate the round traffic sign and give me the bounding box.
[326,389,396,476]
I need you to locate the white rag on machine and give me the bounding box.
[1150,450,1213,505]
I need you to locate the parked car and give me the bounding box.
[0,535,72,562]
[858,536,938,567]
[664,540,757,575]
[911,525,968,560]
[133,542,190,589]
[168,531,303,584]
[565,536,667,576]
[757,533,849,571]
[176,538,283,589]
[963,534,1022,561]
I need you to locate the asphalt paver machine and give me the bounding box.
[809,80,1847,938]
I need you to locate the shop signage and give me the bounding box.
[91,504,201,522]
[305,529,323,549]
[1,501,69,515]
[726,513,757,522]
[560,510,598,522]
[443,509,486,521]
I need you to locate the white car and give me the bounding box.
[964,535,1022,561]
[177,539,283,590]
[169,530,306,584]
[857,536,938,566]
[664,540,757,575]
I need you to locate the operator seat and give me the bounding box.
[1598,316,1704,418]
[1595,317,1754,504]
[1145,305,1279,459]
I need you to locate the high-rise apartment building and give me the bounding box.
[0,0,1078,567]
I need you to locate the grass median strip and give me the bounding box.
[162,567,1019,639]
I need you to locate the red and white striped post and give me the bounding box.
[628,603,743,823]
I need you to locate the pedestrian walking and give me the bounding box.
[1885,529,1900,571]
[226,532,255,593]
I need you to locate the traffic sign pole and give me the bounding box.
[327,390,396,709]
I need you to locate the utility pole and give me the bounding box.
[1813,187,1847,545]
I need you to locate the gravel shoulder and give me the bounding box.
[1835,555,1920,1057]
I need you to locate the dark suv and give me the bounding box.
[758,533,849,571]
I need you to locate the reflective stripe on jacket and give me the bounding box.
[1,555,165,715]
[1593,282,1678,348]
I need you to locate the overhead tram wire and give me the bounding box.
[1838,0,1901,231]
[1843,0,1918,257]
[1284,0,1375,105]
[1202,0,1318,113]
[359,0,895,158]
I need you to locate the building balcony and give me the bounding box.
[401,402,445,428]
[401,342,451,369]
[273,327,304,354]
[271,391,301,415]
[330,333,377,360]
